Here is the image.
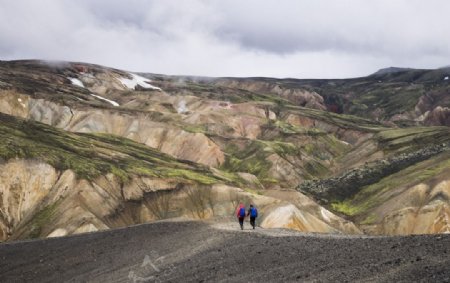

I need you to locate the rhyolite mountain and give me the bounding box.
[0,59,449,241]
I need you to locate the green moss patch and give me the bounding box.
[376,127,450,152]
[0,113,230,185]
[220,140,275,182]
[28,201,60,238]
[283,106,385,133]
[332,151,450,219]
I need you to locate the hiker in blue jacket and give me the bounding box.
[247,204,258,230]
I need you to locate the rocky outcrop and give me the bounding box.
[298,143,450,202]
[423,106,450,126]
[413,90,450,126]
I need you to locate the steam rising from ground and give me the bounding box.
[177,100,188,114]
[39,60,71,69]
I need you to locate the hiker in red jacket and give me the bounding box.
[236,203,246,230]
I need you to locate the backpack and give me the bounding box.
[250,207,258,217]
[239,207,246,217]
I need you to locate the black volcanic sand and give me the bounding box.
[1,221,449,282]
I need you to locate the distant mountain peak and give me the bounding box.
[372,67,415,76]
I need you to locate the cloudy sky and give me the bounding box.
[1,0,449,78]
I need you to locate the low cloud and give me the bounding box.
[0,0,449,78]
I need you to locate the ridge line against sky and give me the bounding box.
[0,0,449,79]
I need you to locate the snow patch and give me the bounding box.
[444,76,449,80]
[68,77,85,88]
[118,73,161,91]
[90,93,120,106]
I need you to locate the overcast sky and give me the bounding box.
[1,0,449,78]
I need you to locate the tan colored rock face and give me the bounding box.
[0,90,29,118]
[0,158,362,241]
[0,93,225,167]
[79,71,130,95]
[123,178,180,201]
[157,131,224,167]
[365,180,450,235]
[261,204,338,232]
[285,113,316,128]
[29,99,73,128]
[284,112,372,145]
[0,160,58,240]
[0,94,75,130]
[68,112,223,167]
[0,160,189,240]
[266,154,302,188]
[181,101,275,139]
[261,190,361,234]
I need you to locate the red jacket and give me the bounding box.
[236,204,245,218]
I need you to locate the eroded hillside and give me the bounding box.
[201,67,450,126]
[0,113,361,241]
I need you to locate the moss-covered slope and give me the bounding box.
[298,126,450,234]
[0,112,228,185]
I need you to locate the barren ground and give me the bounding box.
[1,220,449,282]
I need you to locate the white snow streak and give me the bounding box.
[68,77,85,88]
[90,93,120,106]
[444,76,449,80]
[118,73,161,91]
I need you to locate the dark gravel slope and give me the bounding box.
[1,221,449,282]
